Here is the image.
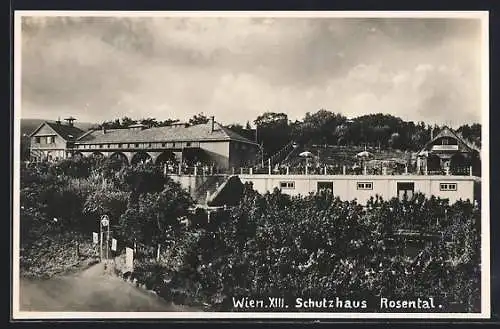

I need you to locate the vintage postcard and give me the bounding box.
[12,11,490,320]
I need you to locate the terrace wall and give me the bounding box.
[238,174,477,204]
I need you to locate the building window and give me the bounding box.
[118,143,122,148]
[280,181,295,189]
[440,183,457,191]
[35,137,41,144]
[135,143,139,148]
[162,143,166,147]
[357,182,373,190]
[186,142,192,147]
[47,136,55,144]
[99,144,103,148]
[148,143,152,148]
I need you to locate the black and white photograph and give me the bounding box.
[12,11,490,319]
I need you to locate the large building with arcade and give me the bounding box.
[28,116,260,169]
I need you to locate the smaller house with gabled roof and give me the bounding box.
[28,117,85,162]
[416,126,481,175]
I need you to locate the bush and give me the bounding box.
[118,181,193,247]
[158,186,481,312]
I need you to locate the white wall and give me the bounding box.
[200,141,230,168]
[238,174,476,204]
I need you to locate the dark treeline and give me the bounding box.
[93,110,481,159]
[254,110,481,157]
[97,112,212,129]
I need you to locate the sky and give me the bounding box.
[19,14,484,127]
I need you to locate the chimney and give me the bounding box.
[210,116,215,132]
[64,116,76,127]
[56,117,61,125]
[102,127,107,134]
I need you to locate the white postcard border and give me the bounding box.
[12,10,491,320]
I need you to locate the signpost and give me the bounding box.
[100,215,110,261]
[125,247,134,273]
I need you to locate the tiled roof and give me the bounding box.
[30,121,86,141]
[220,126,257,143]
[75,121,257,145]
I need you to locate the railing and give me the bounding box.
[256,141,296,169]
[163,164,234,177]
[24,159,477,178]
[236,165,475,177]
[161,163,475,177]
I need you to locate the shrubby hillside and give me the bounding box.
[19,158,481,312]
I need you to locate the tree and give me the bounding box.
[388,132,401,149]
[83,188,130,230]
[254,112,291,157]
[159,119,180,127]
[118,183,193,246]
[123,163,168,202]
[121,116,137,127]
[457,123,481,148]
[140,118,159,128]
[189,113,210,125]
[99,118,121,129]
[21,137,31,161]
[299,109,344,145]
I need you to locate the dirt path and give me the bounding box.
[19,262,201,312]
